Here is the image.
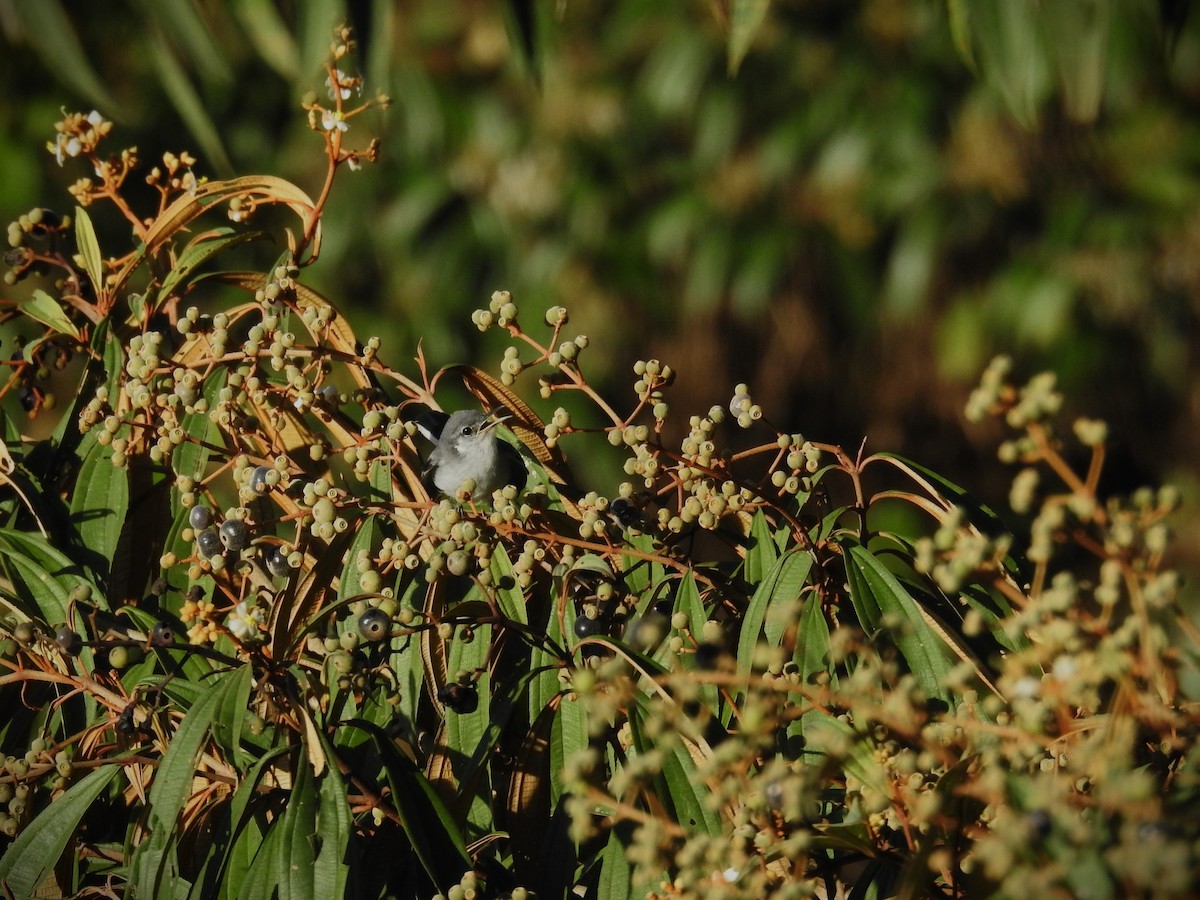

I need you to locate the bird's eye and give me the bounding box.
[461,425,474,436]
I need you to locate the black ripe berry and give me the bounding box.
[358,608,391,642]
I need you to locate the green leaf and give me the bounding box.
[337,512,378,603]
[22,289,82,340]
[0,528,105,618]
[133,0,232,86]
[1041,0,1109,122]
[74,206,104,294]
[490,543,528,625]
[210,664,253,770]
[597,824,632,900]
[842,542,956,701]
[946,0,975,68]
[172,368,227,481]
[344,719,471,891]
[313,739,352,898]
[154,230,261,313]
[728,0,771,75]
[502,0,544,83]
[147,25,233,175]
[788,597,833,744]
[446,615,492,828]
[11,0,119,113]
[629,695,721,836]
[69,433,129,573]
[551,688,587,804]
[969,0,1050,126]
[743,509,778,585]
[130,669,243,894]
[676,572,719,713]
[736,550,812,686]
[231,0,300,79]
[0,764,121,896]
[252,746,348,900]
[203,746,289,900]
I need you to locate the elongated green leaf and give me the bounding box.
[345,719,471,891]
[843,543,956,701]
[743,509,778,585]
[172,368,227,481]
[206,746,289,900]
[629,695,721,836]
[508,700,556,884]
[788,597,833,745]
[275,760,319,895]
[728,0,771,75]
[131,669,242,894]
[236,803,285,900]
[0,764,121,896]
[134,0,232,85]
[490,543,528,624]
[337,513,379,603]
[552,689,587,804]
[232,0,300,79]
[676,571,719,713]
[968,0,1049,126]
[0,528,105,617]
[210,663,253,769]
[147,24,233,175]
[737,550,811,681]
[446,615,492,828]
[677,571,704,637]
[805,712,887,792]
[314,734,352,898]
[74,205,103,294]
[946,0,975,68]
[503,0,543,83]
[597,824,632,900]
[69,433,128,572]
[154,230,261,313]
[11,0,119,112]
[529,591,565,723]
[1042,0,1109,122]
[22,289,81,340]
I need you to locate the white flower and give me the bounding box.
[325,70,354,101]
[86,110,104,126]
[321,110,348,133]
[347,156,362,171]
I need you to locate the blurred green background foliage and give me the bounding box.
[1,0,1197,571]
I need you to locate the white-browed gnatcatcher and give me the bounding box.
[417,409,527,500]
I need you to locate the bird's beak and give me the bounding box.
[482,408,512,433]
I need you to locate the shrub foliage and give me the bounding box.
[0,34,1197,900]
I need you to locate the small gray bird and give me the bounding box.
[420,409,527,500]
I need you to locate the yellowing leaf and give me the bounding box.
[74,206,104,294]
[23,290,82,340]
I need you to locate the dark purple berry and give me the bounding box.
[189,505,212,530]
[219,519,250,551]
[694,642,724,671]
[55,626,83,656]
[150,620,175,647]
[438,682,478,714]
[574,615,604,638]
[265,546,290,578]
[358,608,391,642]
[250,465,272,493]
[611,497,640,526]
[195,528,221,559]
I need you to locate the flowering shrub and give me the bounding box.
[0,30,1196,900]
